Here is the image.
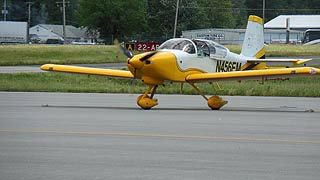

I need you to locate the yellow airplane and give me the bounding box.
[41,15,320,110]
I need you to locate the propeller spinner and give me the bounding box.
[119,44,160,83]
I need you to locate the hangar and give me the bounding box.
[182,28,303,45]
[182,15,320,45]
[264,15,320,30]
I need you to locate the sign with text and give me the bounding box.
[124,42,135,51]
[135,42,160,52]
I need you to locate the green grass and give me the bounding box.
[1,72,320,97]
[227,44,320,57]
[0,45,127,66]
[0,44,319,66]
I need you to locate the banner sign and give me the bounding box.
[135,42,160,52]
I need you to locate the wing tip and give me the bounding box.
[295,59,312,65]
[309,67,320,75]
[40,64,51,71]
[41,64,58,71]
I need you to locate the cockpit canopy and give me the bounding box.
[158,38,228,59]
[158,38,196,54]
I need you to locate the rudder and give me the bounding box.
[241,15,265,59]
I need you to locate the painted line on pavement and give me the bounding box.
[1,129,320,144]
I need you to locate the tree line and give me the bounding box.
[1,0,319,43]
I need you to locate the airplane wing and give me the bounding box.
[247,58,312,65]
[186,67,320,82]
[40,64,134,79]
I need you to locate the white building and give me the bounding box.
[264,15,320,30]
[29,24,98,44]
[182,28,303,45]
[182,15,320,45]
[0,21,28,44]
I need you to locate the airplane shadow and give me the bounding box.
[40,104,315,113]
[222,107,315,113]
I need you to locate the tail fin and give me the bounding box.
[241,15,265,59]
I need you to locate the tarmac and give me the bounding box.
[0,92,320,180]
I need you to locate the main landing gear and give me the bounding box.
[188,82,228,110]
[136,83,227,110]
[137,85,159,110]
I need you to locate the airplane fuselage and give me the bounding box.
[127,39,249,85]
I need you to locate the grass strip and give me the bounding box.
[1,72,319,97]
[227,44,320,57]
[0,45,127,66]
[0,44,319,66]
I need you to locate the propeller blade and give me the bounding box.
[119,43,133,58]
[134,68,137,78]
[131,68,137,85]
[139,51,157,61]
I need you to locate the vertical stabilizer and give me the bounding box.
[241,15,265,59]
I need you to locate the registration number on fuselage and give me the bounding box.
[216,60,242,72]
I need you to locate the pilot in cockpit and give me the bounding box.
[182,43,196,54]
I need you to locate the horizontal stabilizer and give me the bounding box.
[247,59,312,65]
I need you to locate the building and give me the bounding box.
[0,21,28,44]
[29,24,98,44]
[182,28,244,45]
[182,28,303,45]
[264,15,320,30]
[182,15,320,45]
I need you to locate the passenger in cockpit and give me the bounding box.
[195,41,210,57]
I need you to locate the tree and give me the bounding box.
[197,0,235,28]
[0,0,26,21]
[31,0,79,26]
[245,0,320,23]
[146,0,236,40]
[77,0,147,43]
[231,0,247,28]
[146,0,177,40]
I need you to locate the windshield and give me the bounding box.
[158,38,196,54]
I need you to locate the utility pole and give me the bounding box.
[262,0,265,27]
[62,0,66,43]
[2,0,7,21]
[26,1,34,43]
[56,0,69,44]
[26,2,33,26]
[173,0,179,38]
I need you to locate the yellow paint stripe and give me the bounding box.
[255,47,265,59]
[1,130,320,144]
[248,15,263,25]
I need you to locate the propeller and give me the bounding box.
[119,43,158,85]
[119,43,133,58]
[118,43,137,84]
[131,68,137,85]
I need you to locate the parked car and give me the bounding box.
[46,38,64,44]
